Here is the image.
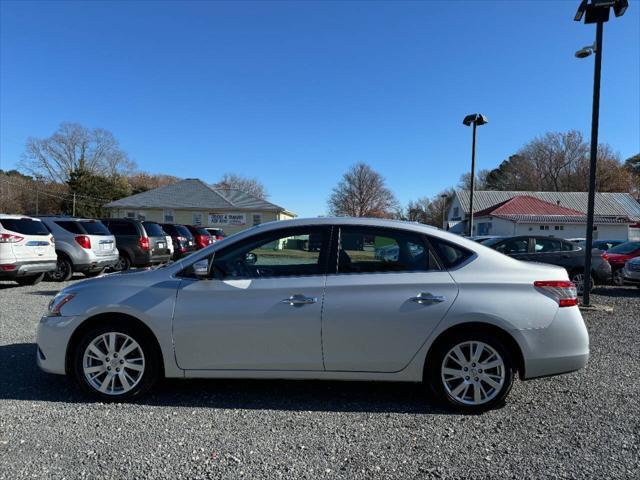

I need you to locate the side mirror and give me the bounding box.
[245,252,258,265]
[193,259,210,278]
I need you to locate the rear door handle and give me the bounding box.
[410,293,445,305]
[281,294,318,306]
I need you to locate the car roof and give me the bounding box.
[0,213,41,220]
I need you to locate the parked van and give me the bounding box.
[0,214,57,285]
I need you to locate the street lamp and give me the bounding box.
[574,0,628,306]
[440,193,448,229]
[462,113,488,237]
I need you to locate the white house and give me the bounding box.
[446,191,640,241]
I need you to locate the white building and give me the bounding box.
[446,191,640,241]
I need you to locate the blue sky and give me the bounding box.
[1,0,638,217]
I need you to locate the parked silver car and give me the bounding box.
[38,216,119,281]
[622,257,640,288]
[36,217,588,412]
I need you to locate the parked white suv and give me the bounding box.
[38,216,119,281]
[0,214,57,285]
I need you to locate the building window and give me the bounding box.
[164,209,174,223]
[539,225,549,231]
[126,211,135,219]
[554,225,564,231]
[193,213,203,226]
[253,214,262,226]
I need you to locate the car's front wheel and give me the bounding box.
[570,271,594,294]
[612,269,625,286]
[427,331,515,412]
[73,323,160,401]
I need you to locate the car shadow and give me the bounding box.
[1,342,457,415]
[592,286,640,298]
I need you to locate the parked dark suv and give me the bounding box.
[101,219,171,270]
[483,235,612,292]
[160,223,198,260]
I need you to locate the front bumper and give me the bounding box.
[36,315,83,375]
[0,260,57,279]
[515,306,589,380]
[622,266,640,285]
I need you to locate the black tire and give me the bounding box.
[612,269,625,286]
[570,271,594,294]
[113,254,131,272]
[73,321,160,401]
[16,272,45,286]
[47,254,73,282]
[426,330,515,413]
[84,268,105,278]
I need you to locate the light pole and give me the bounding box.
[574,0,628,306]
[440,193,448,229]
[462,113,488,237]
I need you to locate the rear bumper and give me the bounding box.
[516,306,589,380]
[75,255,120,273]
[0,260,57,279]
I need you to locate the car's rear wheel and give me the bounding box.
[113,254,131,272]
[16,272,45,286]
[73,323,159,401]
[47,255,73,282]
[84,268,105,278]
[427,331,515,412]
[612,269,625,286]
[570,271,594,294]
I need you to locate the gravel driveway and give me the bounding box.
[1,277,639,479]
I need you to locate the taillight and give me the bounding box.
[74,235,91,249]
[139,237,150,251]
[0,233,24,243]
[50,235,55,244]
[534,280,578,307]
[601,253,609,260]
[0,264,17,271]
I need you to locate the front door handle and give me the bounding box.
[281,294,318,306]
[410,293,445,305]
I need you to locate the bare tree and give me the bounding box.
[20,122,135,183]
[128,172,181,194]
[404,189,454,227]
[215,173,268,199]
[328,163,398,218]
[458,169,491,191]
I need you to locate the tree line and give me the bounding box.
[1,122,638,226]
[329,130,639,226]
[0,122,268,218]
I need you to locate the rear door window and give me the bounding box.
[429,237,473,268]
[142,222,166,237]
[534,238,563,253]
[337,227,439,274]
[0,218,50,236]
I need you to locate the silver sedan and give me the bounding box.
[37,217,589,412]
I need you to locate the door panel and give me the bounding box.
[173,276,325,370]
[322,270,458,372]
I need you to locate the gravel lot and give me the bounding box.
[1,277,639,479]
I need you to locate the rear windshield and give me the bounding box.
[0,218,49,236]
[143,222,166,237]
[175,225,194,238]
[79,220,111,236]
[193,227,211,236]
[208,228,225,236]
[608,241,640,254]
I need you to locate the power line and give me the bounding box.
[0,177,113,203]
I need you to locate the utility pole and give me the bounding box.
[72,193,76,217]
[35,190,39,216]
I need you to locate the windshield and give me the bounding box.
[175,225,193,238]
[607,241,640,254]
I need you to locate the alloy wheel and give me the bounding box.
[82,332,145,395]
[441,341,505,406]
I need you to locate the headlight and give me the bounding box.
[48,293,76,316]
